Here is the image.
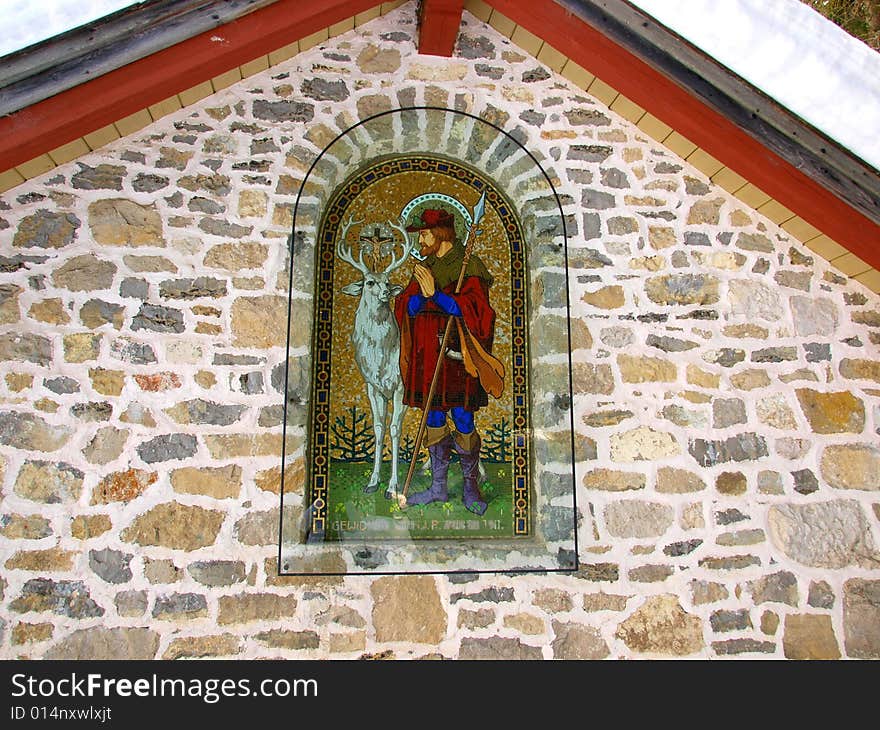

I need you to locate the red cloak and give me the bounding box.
[395,274,497,412]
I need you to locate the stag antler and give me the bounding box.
[336,214,368,274]
[384,218,414,274]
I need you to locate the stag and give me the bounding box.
[337,215,412,501]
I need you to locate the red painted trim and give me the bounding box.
[487,0,880,269]
[418,0,464,56]
[0,0,379,173]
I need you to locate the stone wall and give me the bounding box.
[0,3,878,659]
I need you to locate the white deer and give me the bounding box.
[337,215,412,502]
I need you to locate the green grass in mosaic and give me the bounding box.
[325,460,515,540]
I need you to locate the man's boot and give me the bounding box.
[454,430,487,516]
[406,425,451,506]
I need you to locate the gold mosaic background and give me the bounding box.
[327,170,515,459]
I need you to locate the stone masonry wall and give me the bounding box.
[0,3,878,659]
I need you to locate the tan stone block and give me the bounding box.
[610,426,680,462]
[70,515,112,540]
[686,365,719,388]
[716,472,747,496]
[89,368,125,396]
[656,467,706,493]
[840,358,880,384]
[46,628,159,660]
[6,548,75,571]
[6,373,33,392]
[63,333,101,362]
[29,299,70,325]
[754,395,797,430]
[582,285,625,309]
[203,433,293,458]
[195,322,221,335]
[170,465,242,499]
[122,503,224,550]
[217,593,298,625]
[503,613,545,635]
[583,468,645,492]
[329,632,367,653]
[693,251,746,270]
[587,76,619,106]
[195,371,217,388]
[177,81,213,107]
[357,44,402,73]
[407,63,468,81]
[796,389,865,434]
[629,255,666,271]
[162,634,241,660]
[783,614,841,659]
[123,255,178,273]
[843,578,880,658]
[34,398,59,413]
[0,284,21,324]
[233,276,264,290]
[616,595,704,655]
[238,190,268,218]
[685,148,724,177]
[12,622,54,645]
[572,362,614,394]
[691,580,728,605]
[89,199,164,247]
[371,576,446,644]
[15,461,83,503]
[618,354,677,383]
[231,295,288,348]
[820,444,880,491]
[254,629,319,651]
[0,514,52,539]
[204,242,268,271]
[761,611,780,635]
[533,588,574,613]
[730,369,771,390]
[458,608,495,630]
[255,460,304,495]
[723,323,769,339]
[583,593,630,612]
[686,197,724,225]
[583,409,633,427]
[679,502,706,530]
[144,558,182,584]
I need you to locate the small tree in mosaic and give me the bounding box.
[330,405,375,461]
[482,417,512,462]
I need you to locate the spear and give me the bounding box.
[401,191,487,499]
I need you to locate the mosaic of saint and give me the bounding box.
[306,157,531,541]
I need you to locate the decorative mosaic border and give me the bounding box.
[305,155,531,540]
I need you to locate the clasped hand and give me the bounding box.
[414,264,436,298]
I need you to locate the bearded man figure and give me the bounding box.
[394,207,503,516]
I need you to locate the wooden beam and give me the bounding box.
[0,0,380,173]
[0,0,279,116]
[485,0,880,270]
[418,0,465,56]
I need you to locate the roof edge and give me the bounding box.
[0,0,279,116]
[557,0,880,227]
